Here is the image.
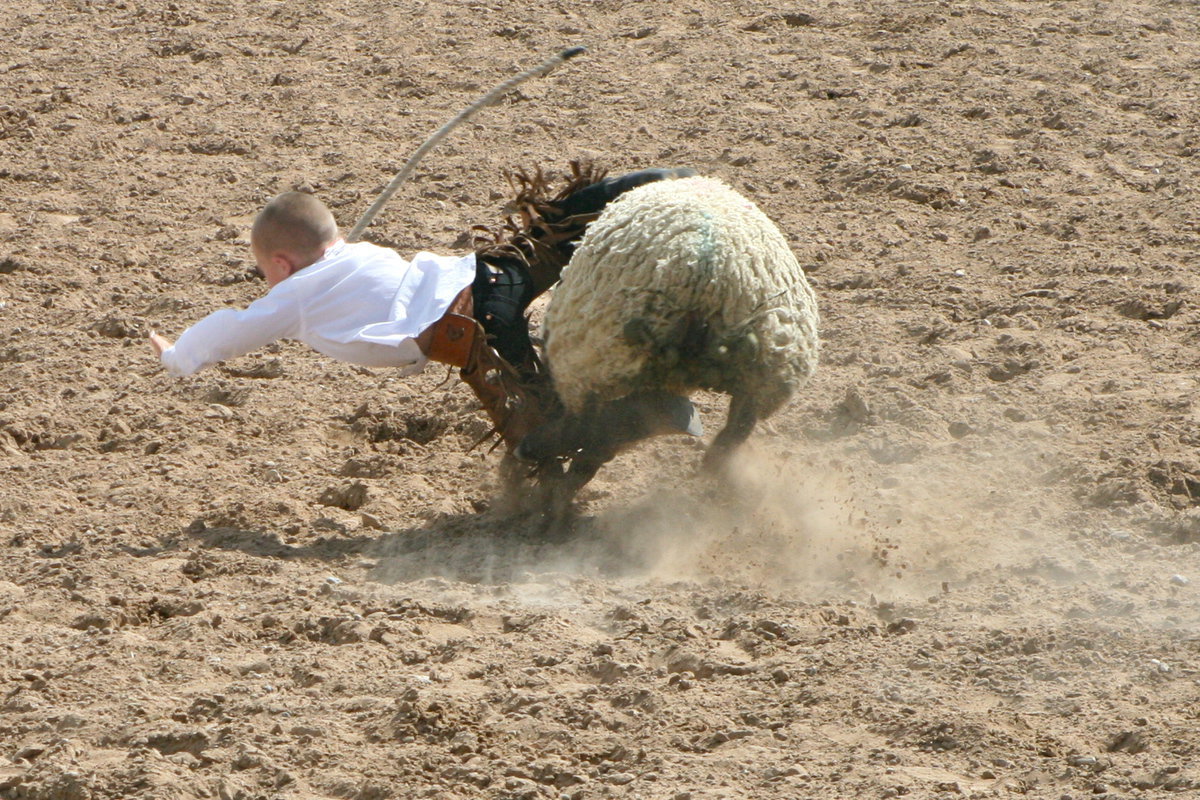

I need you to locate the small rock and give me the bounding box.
[1169,574,1189,586]
[503,777,538,794]
[449,731,478,755]
[838,388,871,423]
[55,713,86,730]
[0,581,25,606]
[231,750,264,771]
[70,611,115,630]
[145,728,210,756]
[1106,730,1148,754]
[782,12,817,26]
[341,458,388,478]
[2,692,40,712]
[289,725,324,738]
[222,359,284,379]
[235,660,272,676]
[668,672,695,690]
[92,315,143,339]
[13,744,47,763]
[218,776,252,800]
[948,421,973,438]
[204,404,235,420]
[318,481,368,511]
[322,618,370,645]
[1043,112,1070,130]
[1130,771,1167,790]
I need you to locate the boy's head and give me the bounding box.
[251,191,340,286]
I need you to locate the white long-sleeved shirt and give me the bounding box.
[160,240,476,377]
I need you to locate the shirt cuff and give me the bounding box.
[160,345,198,377]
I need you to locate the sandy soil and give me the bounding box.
[3,1,1200,798]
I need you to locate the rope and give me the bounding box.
[347,46,587,243]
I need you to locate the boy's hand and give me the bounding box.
[148,330,173,358]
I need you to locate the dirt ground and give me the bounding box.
[3,0,1200,798]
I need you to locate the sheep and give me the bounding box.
[515,175,820,506]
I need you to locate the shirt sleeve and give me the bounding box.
[160,288,301,376]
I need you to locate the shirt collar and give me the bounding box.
[322,238,348,260]
[277,239,347,286]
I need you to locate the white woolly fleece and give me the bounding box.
[544,176,819,415]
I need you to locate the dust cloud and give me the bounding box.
[365,434,1073,605]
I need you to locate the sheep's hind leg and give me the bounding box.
[702,392,759,473]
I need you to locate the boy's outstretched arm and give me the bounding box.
[148,331,173,359]
[147,293,299,377]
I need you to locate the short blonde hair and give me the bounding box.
[251,192,338,266]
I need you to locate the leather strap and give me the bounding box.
[415,286,475,367]
[415,283,555,452]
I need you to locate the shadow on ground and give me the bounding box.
[359,484,730,586]
[163,506,657,584]
[178,523,378,561]
[363,508,659,585]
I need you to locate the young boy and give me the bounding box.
[149,190,486,376]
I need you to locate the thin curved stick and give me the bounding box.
[347,46,587,243]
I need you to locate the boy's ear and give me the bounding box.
[273,251,299,277]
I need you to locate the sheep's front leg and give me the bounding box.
[543,456,607,523]
[702,392,758,472]
[505,410,615,524]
